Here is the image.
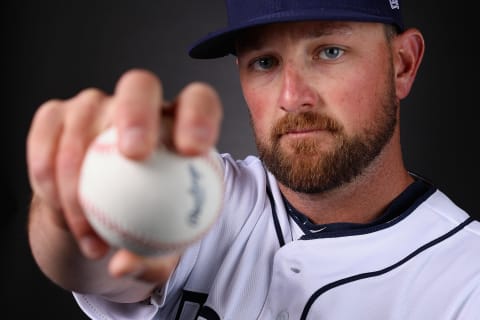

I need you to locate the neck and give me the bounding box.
[278,141,413,225]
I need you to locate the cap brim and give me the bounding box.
[188,9,403,59]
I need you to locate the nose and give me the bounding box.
[278,62,319,112]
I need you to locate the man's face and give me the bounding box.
[236,21,399,193]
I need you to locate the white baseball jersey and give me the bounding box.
[74,154,480,319]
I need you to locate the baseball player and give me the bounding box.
[27,0,480,319]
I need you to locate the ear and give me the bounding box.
[392,28,425,99]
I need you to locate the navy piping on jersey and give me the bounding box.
[266,173,436,245]
[265,172,475,318]
[299,216,475,319]
[267,183,286,247]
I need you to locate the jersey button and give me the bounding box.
[276,310,289,320]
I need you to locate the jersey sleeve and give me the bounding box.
[454,275,480,319]
[73,292,159,320]
[72,153,268,319]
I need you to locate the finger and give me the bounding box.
[56,88,112,258]
[113,69,163,160]
[173,82,223,156]
[108,249,180,283]
[27,99,66,211]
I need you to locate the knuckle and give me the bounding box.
[65,88,109,127]
[180,82,222,117]
[27,101,63,182]
[75,87,106,104]
[185,82,220,102]
[122,68,161,84]
[32,99,63,124]
[57,144,83,168]
[116,69,163,102]
[29,157,55,188]
[72,88,107,112]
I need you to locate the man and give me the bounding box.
[26,0,480,319]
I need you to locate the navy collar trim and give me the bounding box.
[283,175,436,239]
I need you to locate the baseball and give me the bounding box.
[78,127,224,256]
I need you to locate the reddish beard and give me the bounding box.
[255,101,397,194]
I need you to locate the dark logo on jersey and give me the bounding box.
[176,290,220,319]
[188,164,205,226]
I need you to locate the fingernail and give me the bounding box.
[119,127,148,155]
[179,125,213,154]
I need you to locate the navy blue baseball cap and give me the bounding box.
[189,0,404,59]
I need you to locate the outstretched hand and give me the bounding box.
[27,69,222,284]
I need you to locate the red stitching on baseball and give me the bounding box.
[78,150,225,255]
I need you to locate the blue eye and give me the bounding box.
[318,47,345,60]
[251,56,278,70]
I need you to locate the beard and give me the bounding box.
[254,76,398,194]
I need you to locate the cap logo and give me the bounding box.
[389,0,400,9]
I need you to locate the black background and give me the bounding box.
[2,1,477,318]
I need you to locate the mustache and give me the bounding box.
[272,112,341,136]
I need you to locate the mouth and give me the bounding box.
[285,127,325,135]
[279,125,337,141]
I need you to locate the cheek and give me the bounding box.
[242,84,273,137]
[333,65,389,133]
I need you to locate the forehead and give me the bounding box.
[235,21,383,52]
